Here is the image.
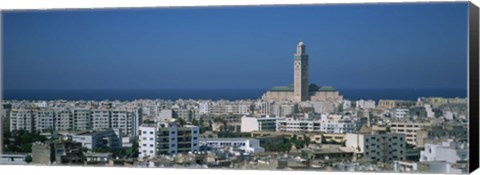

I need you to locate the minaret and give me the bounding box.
[293,41,309,102]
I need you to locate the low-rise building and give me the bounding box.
[420,140,468,164]
[200,138,265,153]
[71,128,123,150]
[241,116,284,132]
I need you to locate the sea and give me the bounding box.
[2,88,467,102]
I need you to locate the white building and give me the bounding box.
[10,109,34,132]
[138,122,200,159]
[71,128,123,150]
[394,109,409,119]
[240,116,283,132]
[157,109,173,121]
[355,100,376,109]
[346,132,406,162]
[343,100,352,110]
[420,140,468,163]
[200,138,265,153]
[138,126,156,158]
[390,122,431,145]
[319,114,357,134]
[276,118,320,132]
[199,102,210,114]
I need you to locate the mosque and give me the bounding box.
[261,41,343,102]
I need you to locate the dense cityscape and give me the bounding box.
[0,42,469,174]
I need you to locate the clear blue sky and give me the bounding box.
[3,2,469,90]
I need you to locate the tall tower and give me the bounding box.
[293,41,309,102]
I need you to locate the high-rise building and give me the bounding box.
[294,41,309,102]
[262,42,343,102]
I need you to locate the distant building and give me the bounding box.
[355,100,376,109]
[10,107,142,136]
[378,100,416,109]
[262,42,343,102]
[394,109,410,119]
[200,138,265,153]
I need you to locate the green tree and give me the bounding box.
[24,155,32,163]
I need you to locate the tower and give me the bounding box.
[293,41,309,102]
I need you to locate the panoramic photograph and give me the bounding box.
[0,2,471,174]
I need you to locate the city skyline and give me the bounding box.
[3,2,469,91]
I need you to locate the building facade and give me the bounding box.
[138,122,200,159]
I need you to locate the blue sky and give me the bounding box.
[2,2,469,90]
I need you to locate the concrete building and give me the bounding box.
[71,129,123,150]
[32,141,84,165]
[54,109,73,131]
[199,102,210,114]
[378,100,416,109]
[394,109,410,119]
[420,140,468,164]
[73,108,92,131]
[415,125,468,148]
[261,42,343,102]
[343,100,352,110]
[276,118,321,132]
[355,100,376,109]
[9,109,35,132]
[390,122,431,145]
[10,106,142,136]
[200,138,265,153]
[138,121,200,159]
[240,116,284,132]
[345,132,406,162]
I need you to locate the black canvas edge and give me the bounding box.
[469,2,479,174]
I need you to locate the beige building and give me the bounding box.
[262,42,343,102]
[378,100,417,109]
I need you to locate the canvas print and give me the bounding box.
[0,2,474,174]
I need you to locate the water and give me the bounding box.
[2,88,467,101]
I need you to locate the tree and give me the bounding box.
[24,155,32,163]
[177,118,186,126]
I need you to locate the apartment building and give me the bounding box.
[346,132,406,162]
[9,109,35,132]
[138,121,200,159]
[10,107,142,136]
[390,122,432,145]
